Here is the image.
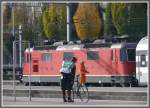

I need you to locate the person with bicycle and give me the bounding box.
[79,61,89,86]
[60,57,77,102]
[72,61,89,103]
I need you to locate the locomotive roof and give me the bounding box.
[56,44,84,50]
[34,45,58,50]
[84,43,111,48]
[111,43,137,49]
[33,43,112,51]
[32,42,136,51]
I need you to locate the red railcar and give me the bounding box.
[23,42,137,86]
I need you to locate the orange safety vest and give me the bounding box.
[79,63,86,85]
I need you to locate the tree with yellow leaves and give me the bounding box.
[111,3,128,35]
[73,3,103,40]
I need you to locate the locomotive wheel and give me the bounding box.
[25,82,29,86]
[123,83,130,87]
[111,83,117,87]
[34,82,40,86]
[40,82,48,86]
[115,83,122,87]
[131,79,139,87]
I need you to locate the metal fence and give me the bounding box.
[12,40,32,101]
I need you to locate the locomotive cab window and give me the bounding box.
[127,49,135,62]
[42,53,51,62]
[140,55,147,67]
[87,51,99,60]
[120,48,127,62]
[64,52,74,61]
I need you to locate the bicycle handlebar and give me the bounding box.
[76,74,80,77]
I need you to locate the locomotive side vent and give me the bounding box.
[33,65,39,72]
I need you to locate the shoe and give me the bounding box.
[63,99,67,102]
[63,98,67,102]
[68,98,74,102]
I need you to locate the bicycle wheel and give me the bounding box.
[78,85,89,103]
[71,89,75,102]
[72,84,77,101]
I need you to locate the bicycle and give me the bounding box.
[72,74,89,103]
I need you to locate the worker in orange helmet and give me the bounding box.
[79,61,89,86]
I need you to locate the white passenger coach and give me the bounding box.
[136,36,148,86]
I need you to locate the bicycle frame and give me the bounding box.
[72,75,89,103]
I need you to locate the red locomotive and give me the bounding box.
[23,41,137,86]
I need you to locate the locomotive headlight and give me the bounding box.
[98,80,102,84]
[133,73,136,77]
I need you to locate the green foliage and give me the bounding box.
[22,25,32,40]
[3,4,12,30]
[111,3,147,41]
[42,4,66,40]
[104,3,117,37]
[127,3,147,40]
[13,5,28,27]
[5,4,33,41]
[69,3,78,41]
[111,3,128,35]
[73,3,103,40]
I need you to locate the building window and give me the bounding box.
[63,52,74,61]
[42,53,51,62]
[87,51,99,60]
[140,55,147,67]
[127,49,135,62]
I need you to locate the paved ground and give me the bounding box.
[2,85,148,101]
[2,96,148,107]
[2,85,148,92]
[2,81,149,106]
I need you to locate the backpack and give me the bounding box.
[60,61,74,74]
